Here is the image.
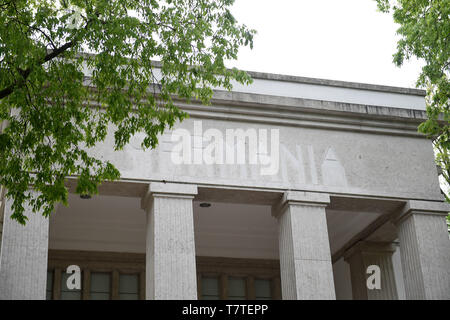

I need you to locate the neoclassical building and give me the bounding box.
[0,70,449,300]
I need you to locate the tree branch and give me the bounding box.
[0,7,100,101]
[0,41,75,100]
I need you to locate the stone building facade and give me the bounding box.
[0,70,449,300]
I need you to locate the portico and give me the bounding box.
[1,71,449,300]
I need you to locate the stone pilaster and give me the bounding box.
[0,187,5,254]
[141,182,198,300]
[396,200,450,300]
[0,196,49,300]
[344,241,398,300]
[272,191,335,300]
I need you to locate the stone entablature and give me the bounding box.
[88,89,441,202]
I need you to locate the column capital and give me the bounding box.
[272,191,330,218]
[343,241,396,262]
[395,199,450,225]
[141,182,198,210]
[343,240,399,300]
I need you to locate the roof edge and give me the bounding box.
[73,53,426,96]
[245,70,426,97]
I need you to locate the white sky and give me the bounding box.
[228,0,424,89]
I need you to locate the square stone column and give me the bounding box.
[0,197,49,300]
[141,182,198,300]
[344,241,398,300]
[272,191,335,300]
[395,200,450,300]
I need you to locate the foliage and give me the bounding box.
[0,0,255,224]
[376,0,450,198]
[447,214,450,234]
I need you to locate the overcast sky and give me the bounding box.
[228,0,423,89]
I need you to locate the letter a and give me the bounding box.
[66,265,81,290]
[366,265,381,290]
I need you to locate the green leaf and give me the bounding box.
[0,0,255,224]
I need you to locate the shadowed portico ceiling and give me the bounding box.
[49,191,406,263]
[327,196,405,262]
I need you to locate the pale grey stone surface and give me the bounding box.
[149,182,198,196]
[332,258,353,300]
[275,192,336,300]
[284,191,330,205]
[391,244,406,300]
[398,210,450,300]
[293,259,335,300]
[0,187,5,257]
[0,197,49,300]
[344,242,398,300]
[143,182,198,300]
[244,70,426,96]
[2,69,447,301]
[90,114,442,202]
